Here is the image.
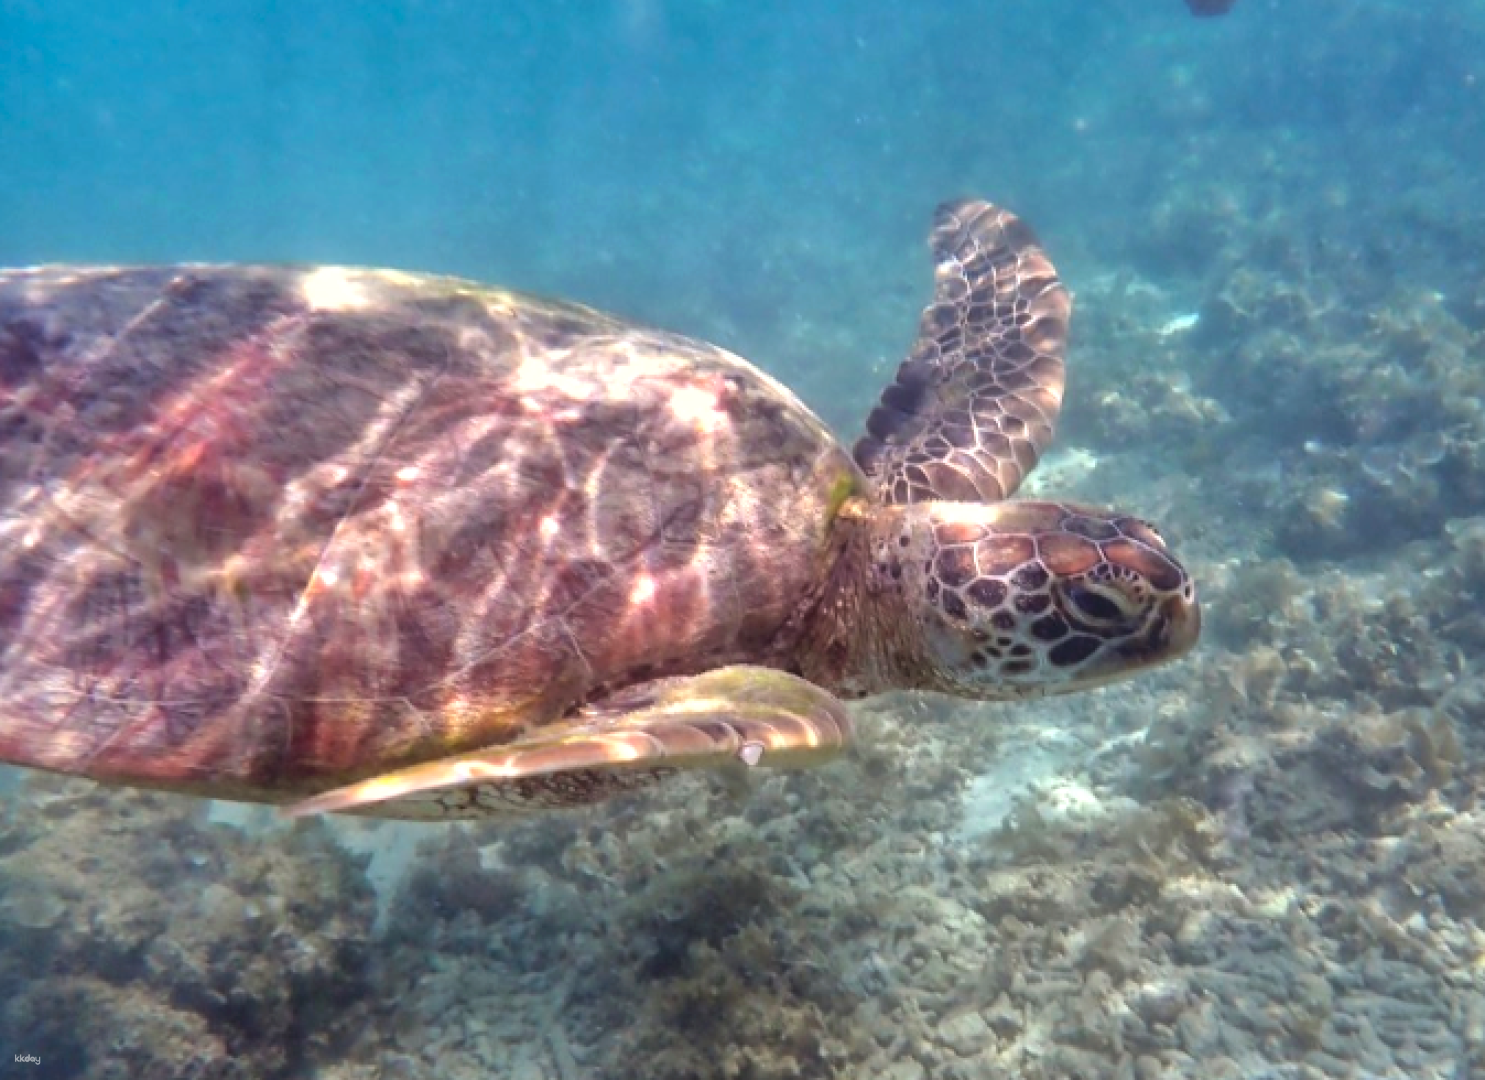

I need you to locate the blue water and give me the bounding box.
[7,1,1477,430]
[4,2,1485,1077]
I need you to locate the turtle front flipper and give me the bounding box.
[282,666,854,820]
[854,200,1070,505]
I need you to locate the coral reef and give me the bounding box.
[0,783,376,1079]
[1198,237,1481,563]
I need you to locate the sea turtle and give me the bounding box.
[0,200,1198,820]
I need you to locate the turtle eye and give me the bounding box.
[1065,584,1128,625]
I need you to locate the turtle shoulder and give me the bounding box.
[0,265,859,804]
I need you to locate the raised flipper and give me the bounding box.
[854,199,1069,505]
[283,665,854,820]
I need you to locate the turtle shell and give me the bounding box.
[0,266,861,803]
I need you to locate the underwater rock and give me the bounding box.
[1445,515,1485,592]
[390,828,534,933]
[0,781,376,1079]
[6,976,242,1080]
[1274,478,1363,560]
[1140,188,1245,274]
[1077,916,1145,982]
[936,1008,992,1056]
[1451,275,1485,331]
[1061,274,1229,465]
[0,876,65,930]
[1317,708,1462,815]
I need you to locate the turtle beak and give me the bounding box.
[1111,590,1200,677]
[1164,591,1201,660]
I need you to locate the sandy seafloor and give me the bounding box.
[4,1,1485,1078]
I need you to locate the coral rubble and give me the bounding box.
[0,783,375,1079]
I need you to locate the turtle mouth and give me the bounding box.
[1041,591,1200,694]
[1111,592,1201,672]
[1166,594,1202,659]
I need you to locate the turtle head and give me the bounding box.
[871,499,1199,700]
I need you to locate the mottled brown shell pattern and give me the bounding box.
[0,267,857,799]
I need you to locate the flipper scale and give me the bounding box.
[855,200,1069,505]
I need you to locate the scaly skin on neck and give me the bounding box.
[795,498,920,700]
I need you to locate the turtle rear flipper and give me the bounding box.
[282,666,854,820]
[854,200,1069,505]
